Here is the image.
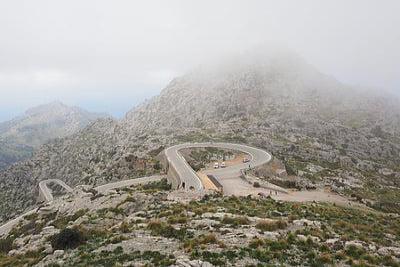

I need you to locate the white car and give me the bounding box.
[214,162,219,169]
[220,162,226,168]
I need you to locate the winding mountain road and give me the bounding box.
[0,142,272,237]
[0,179,74,237]
[165,142,272,190]
[39,179,73,202]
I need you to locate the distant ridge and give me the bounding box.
[0,101,108,169]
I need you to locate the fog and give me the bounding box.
[0,0,399,121]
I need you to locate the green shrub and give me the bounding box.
[51,228,86,250]
[316,252,333,264]
[195,250,226,266]
[249,237,264,248]
[221,216,250,226]
[199,233,218,244]
[184,233,219,251]
[147,220,189,240]
[141,179,171,191]
[108,235,127,244]
[153,160,162,170]
[23,213,38,221]
[119,221,131,233]
[256,220,287,231]
[108,207,125,215]
[0,237,14,254]
[345,245,365,260]
[167,215,188,224]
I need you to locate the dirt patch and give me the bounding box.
[217,175,369,210]
[274,188,369,209]
[203,153,248,170]
[196,172,219,191]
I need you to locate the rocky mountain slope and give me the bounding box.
[1,48,400,224]
[124,49,400,211]
[0,118,163,222]
[0,140,33,170]
[125,50,400,135]
[0,102,107,169]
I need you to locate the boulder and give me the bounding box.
[345,241,364,250]
[53,249,65,257]
[377,246,400,257]
[293,219,321,227]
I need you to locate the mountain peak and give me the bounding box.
[24,101,79,116]
[185,46,316,81]
[124,48,399,135]
[0,102,107,148]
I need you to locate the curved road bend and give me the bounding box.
[39,179,73,202]
[165,142,272,190]
[0,179,73,237]
[0,176,161,237]
[0,210,35,238]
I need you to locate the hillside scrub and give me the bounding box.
[51,228,86,250]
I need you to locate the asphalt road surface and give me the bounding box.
[39,179,73,202]
[165,142,272,190]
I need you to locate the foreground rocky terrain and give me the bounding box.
[0,180,399,266]
[0,102,107,170]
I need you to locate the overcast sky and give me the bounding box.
[0,0,399,122]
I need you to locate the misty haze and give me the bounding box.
[0,1,399,266]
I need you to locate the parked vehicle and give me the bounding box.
[220,162,226,168]
[214,162,219,169]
